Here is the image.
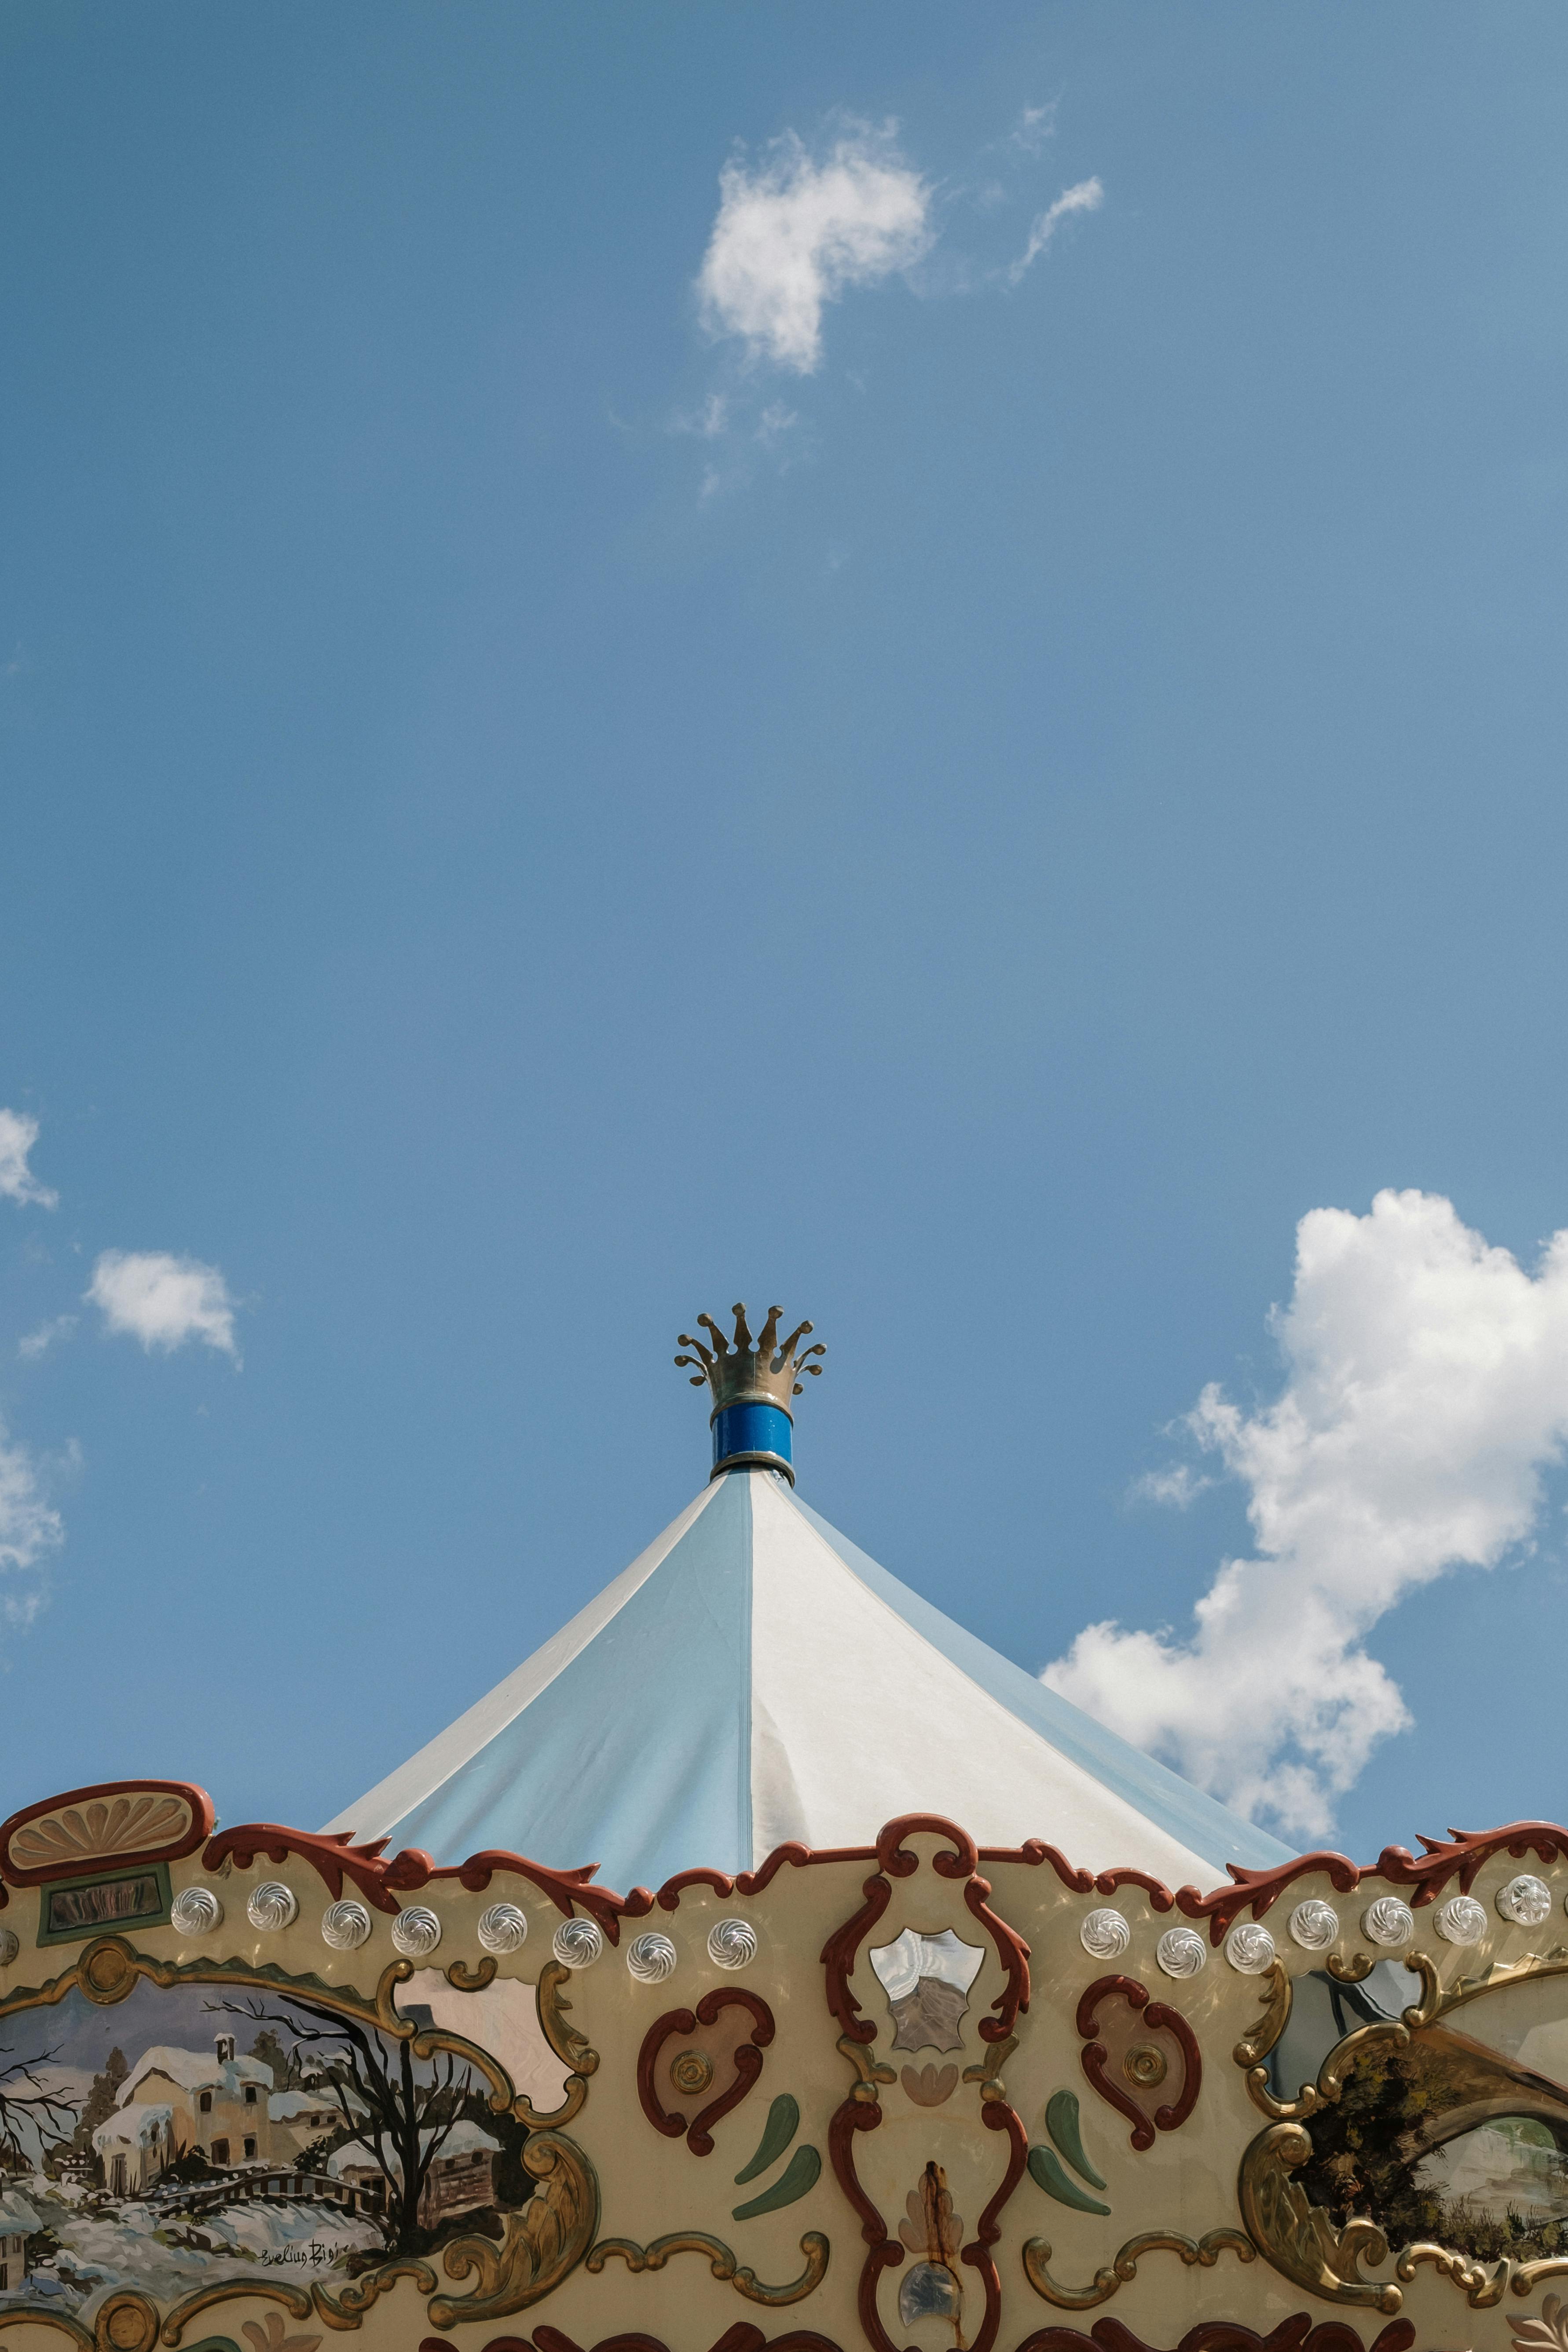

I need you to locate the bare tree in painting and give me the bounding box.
[0,2045,78,2167]
[208,1998,477,2257]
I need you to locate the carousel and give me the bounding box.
[0,1305,1565,2352]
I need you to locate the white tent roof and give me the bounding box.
[324,1468,1289,1893]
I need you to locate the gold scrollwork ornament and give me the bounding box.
[1022,2227,1257,2311]
[428,2130,600,2326]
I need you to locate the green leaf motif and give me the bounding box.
[1028,2142,1111,2216]
[732,2142,821,2221]
[733,2091,799,2184]
[1046,2086,1107,2189]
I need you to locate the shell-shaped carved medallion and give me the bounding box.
[9,1792,192,1875]
[477,1902,528,1954]
[391,1905,442,1957]
[170,1886,223,1937]
[246,1880,298,1932]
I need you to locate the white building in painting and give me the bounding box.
[0,2191,39,2293]
[94,2035,352,2188]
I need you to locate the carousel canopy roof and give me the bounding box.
[324,1465,1290,1895]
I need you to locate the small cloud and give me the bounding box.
[697,124,932,374]
[1129,1464,1213,1510]
[0,1110,57,1210]
[1010,102,1058,156]
[672,393,731,440]
[1007,176,1104,284]
[18,1315,77,1361]
[88,1249,239,1360]
[0,1419,65,1625]
[755,402,798,447]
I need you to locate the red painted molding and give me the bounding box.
[204,1825,420,1916]
[518,2329,847,2352]
[1372,1821,1568,1906]
[431,1848,630,1937]
[0,1780,215,1888]
[205,1825,631,1936]
[1013,2321,1414,2352]
[21,1800,1563,1962]
[634,1987,774,2155]
[1077,1975,1201,2152]
[956,2097,1030,2352]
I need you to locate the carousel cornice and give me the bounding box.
[0,1313,1563,2349]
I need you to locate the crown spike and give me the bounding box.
[674,1300,825,1486]
[697,1312,731,1357]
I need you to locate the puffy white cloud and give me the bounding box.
[1045,1191,1568,1843]
[88,1249,238,1359]
[697,126,932,374]
[0,1420,63,1627]
[0,1109,56,1209]
[1007,177,1103,283]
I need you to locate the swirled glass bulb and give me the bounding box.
[1224,1921,1276,1974]
[707,1917,758,1970]
[246,1881,298,1932]
[1157,1926,1207,1978]
[171,1887,223,1938]
[390,1905,442,1958]
[552,1916,604,1970]
[322,1899,373,1950]
[1079,1908,1130,1959]
[1289,1899,1338,1950]
[1362,1896,1414,1948]
[477,1903,529,1954]
[626,1932,678,1983]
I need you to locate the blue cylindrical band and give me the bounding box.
[711,1400,794,1482]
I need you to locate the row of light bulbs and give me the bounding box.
[1077,1871,1561,1980]
[169,1881,761,1982]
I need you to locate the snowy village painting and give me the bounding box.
[0,1974,535,2321]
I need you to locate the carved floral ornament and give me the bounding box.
[6,1790,1568,2342]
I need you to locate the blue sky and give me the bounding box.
[3,2,1567,1875]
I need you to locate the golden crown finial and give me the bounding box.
[675,1302,825,1422]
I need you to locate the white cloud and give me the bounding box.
[697,126,932,374]
[0,1420,64,1627]
[0,1110,56,1209]
[1007,176,1104,283]
[1044,1191,1568,1843]
[1129,1463,1213,1510]
[18,1315,76,1361]
[1010,103,1058,156]
[88,1249,239,1359]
